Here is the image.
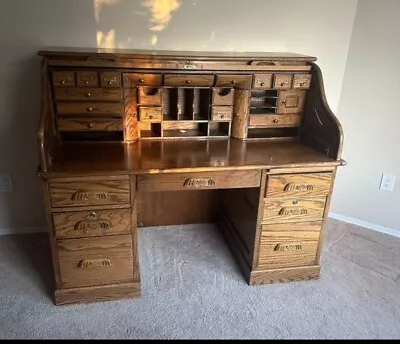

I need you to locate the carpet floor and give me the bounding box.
[0,219,399,339]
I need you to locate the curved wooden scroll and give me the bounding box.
[279,207,308,216]
[274,243,303,251]
[78,258,112,268]
[183,178,216,188]
[74,220,112,231]
[71,191,108,201]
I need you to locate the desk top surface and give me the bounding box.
[45,139,340,178]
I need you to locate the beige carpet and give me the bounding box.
[0,219,399,339]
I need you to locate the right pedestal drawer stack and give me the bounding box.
[256,172,333,280]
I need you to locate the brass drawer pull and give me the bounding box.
[300,82,305,86]
[231,80,237,85]
[279,207,308,216]
[186,80,192,84]
[284,183,314,192]
[74,219,112,231]
[89,211,97,219]
[85,92,91,97]
[84,81,89,85]
[280,82,286,87]
[87,122,95,128]
[274,243,303,251]
[108,81,113,85]
[273,119,279,123]
[87,107,93,112]
[139,78,145,83]
[60,80,66,84]
[183,178,216,187]
[71,191,108,201]
[78,258,112,268]
[260,82,265,86]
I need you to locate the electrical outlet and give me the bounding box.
[380,173,396,192]
[0,174,13,192]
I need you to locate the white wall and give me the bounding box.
[331,0,400,232]
[0,0,357,232]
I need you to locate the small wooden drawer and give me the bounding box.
[137,170,261,192]
[100,72,121,88]
[266,173,332,198]
[77,72,98,87]
[49,177,130,208]
[215,75,251,89]
[138,87,162,106]
[293,74,312,89]
[53,208,131,239]
[56,102,123,116]
[257,222,321,269]
[253,74,273,89]
[211,106,233,121]
[164,74,214,87]
[54,88,122,101]
[123,73,162,87]
[57,234,133,288]
[212,88,234,106]
[273,74,293,90]
[262,197,326,224]
[57,118,123,131]
[52,71,75,87]
[249,114,300,127]
[139,107,162,122]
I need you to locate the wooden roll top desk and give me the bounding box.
[37,48,345,305]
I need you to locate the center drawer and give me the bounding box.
[53,208,131,239]
[137,170,261,192]
[57,234,134,289]
[49,177,130,208]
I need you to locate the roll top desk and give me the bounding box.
[37,49,345,305]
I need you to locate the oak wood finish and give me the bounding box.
[37,49,345,305]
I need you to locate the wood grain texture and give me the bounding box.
[130,175,141,282]
[54,87,122,101]
[57,118,123,131]
[164,74,214,87]
[265,173,332,198]
[53,208,131,239]
[262,197,326,224]
[57,234,133,289]
[76,71,98,87]
[123,88,139,142]
[249,114,300,128]
[55,282,140,305]
[137,190,219,227]
[56,102,123,116]
[137,170,261,192]
[138,107,162,122]
[257,222,321,269]
[249,265,320,285]
[231,89,250,139]
[49,178,130,208]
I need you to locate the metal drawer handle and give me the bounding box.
[74,220,112,231]
[279,207,308,216]
[78,258,112,268]
[273,119,279,123]
[274,243,303,251]
[86,92,91,97]
[183,178,216,187]
[87,107,93,112]
[87,122,95,128]
[71,191,108,201]
[60,80,66,84]
[284,183,314,192]
[300,82,305,87]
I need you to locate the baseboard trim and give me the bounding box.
[0,226,47,236]
[329,212,400,238]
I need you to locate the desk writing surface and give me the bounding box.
[48,139,339,177]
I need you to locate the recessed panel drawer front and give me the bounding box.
[249,114,300,127]
[266,173,332,198]
[215,75,252,89]
[123,73,162,87]
[257,222,321,269]
[274,74,293,90]
[253,74,273,89]
[57,235,134,288]
[57,118,123,131]
[53,208,131,239]
[293,74,312,89]
[263,197,326,224]
[77,71,98,87]
[211,106,233,121]
[50,178,130,208]
[56,102,123,116]
[137,170,261,192]
[52,71,75,87]
[100,72,121,88]
[164,74,214,87]
[54,88,122,101]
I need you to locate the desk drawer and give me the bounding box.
[266,173,332,198]
[54,88,122,101]
[77,71,98,87]
[164,74,214,87]
[53,208,131,239]
[215,75,251,89]
[123,73,162,87]
[137,170,261,192]
[211,106,233,121]
[257,222,321,269]
[56,102,123,116]
[50,177,130,208]
[262,197,326,224]
[139,107,162,122]
[52,71,75,87]
[57,117,123,131]
[57,234,133,288]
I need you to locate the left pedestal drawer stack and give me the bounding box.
[44,175,141,305]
